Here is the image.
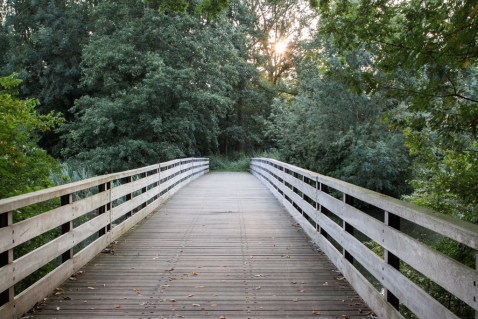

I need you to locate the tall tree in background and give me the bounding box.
[219,0,314,154]
[60,0,239,174]
[268,40,412,197]
[1,0,97,156]
[312,0,478,223]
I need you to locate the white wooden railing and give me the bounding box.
[0,158,209,319]
[251,158,478,319]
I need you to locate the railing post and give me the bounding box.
[475,250,477,319]
[384,211,400,310]
[315,177,319,231]
[124,176,132,218]
[141,172,147,208]
[61,194,73,263]
[319,183,328,238]
[0,211,13,307]
[343,194,354,263]
[98,182,111,237]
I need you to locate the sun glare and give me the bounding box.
[275,41,288,54]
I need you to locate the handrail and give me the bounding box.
[251,158,478,319]
[0,158,209,319]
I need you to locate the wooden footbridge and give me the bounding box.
[1,158,478,319]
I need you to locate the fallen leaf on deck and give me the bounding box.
[176,315,184,318]
[292,298,299,302]
[323,282,328,286]
[192,272,198,275]
[133,288,141,293]
[188,294,194,297]
[114,305,121,308]
[193,303,201,307]
[312,311,320,315]
[87,287,95,290]
[255,286,261,290]
[201,308,206,311]
[55,307,60,311]
[197,266,201,268]
[170,299,176,302]
[219,316,226,319]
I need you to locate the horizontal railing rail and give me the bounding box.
[0,158,209,319]
[251,158,478,319]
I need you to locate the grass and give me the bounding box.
[208,150,280,172]
[209,154,251,172]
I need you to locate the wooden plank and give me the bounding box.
[318,210,460,319]
[253,158,478,250]
[0,213,110,293]
[111,199,158,242]
[317,191,478,310]
[159,159,181,168]
[0,165,159,214]
[161,166,181,180]
[0,176,112,214]
[106,164,159,181]
[30,172,370,319]
[111,187,160,222]
[278,193,404,319]
[0,235,110,319]
[110,174,159,201]
[0,192,109,252]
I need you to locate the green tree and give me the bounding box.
[308,0,478,217]
[61,0,239,174]
[0,73,63,199]
[267,43,412,197]
[2,0,97,157]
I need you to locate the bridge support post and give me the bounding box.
[61,194,73,263]
[0,211,13,307]
[99,182,111,237]
[343,194,354,264]
[384,211,400,310]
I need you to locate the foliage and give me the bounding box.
[267,46,412,197]
[0,73,63,199]
[60,0,239,174]
[209,153,250,171]
[0,73,64,295]
[312,0,478,219]
[2,0,95,157]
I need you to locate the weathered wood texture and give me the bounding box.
[251,158,478,319]
[24,172,369,319]
[0,158,209,319]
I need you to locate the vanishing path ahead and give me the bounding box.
[34,172,369,318]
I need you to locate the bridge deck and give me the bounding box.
[33,172,370,319]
